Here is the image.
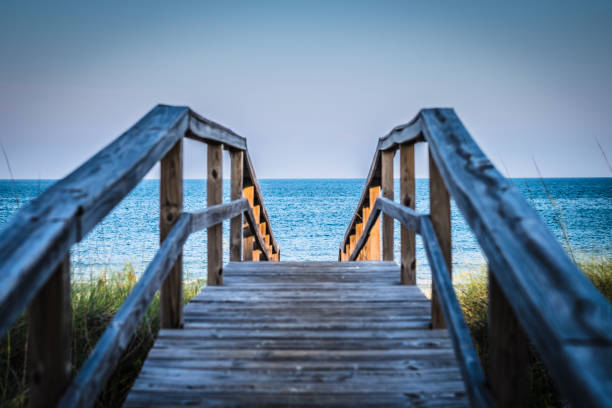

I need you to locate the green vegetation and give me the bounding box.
[1,257,610,407]
[455,255,612,407]
[0,263,204,408]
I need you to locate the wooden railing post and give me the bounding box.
[367,186,381,260]
[230,150,243,261]
[355,221,363,260]
[160,139,183,328]
[429,148,451,329]
[207,142,223,285]
[400,143,416,284]
[28,254,71,408]
[243,185,255,261]
[361,206,370,260]
[252,205,261,261]
[488,270,529,406]
[381,150,395,261]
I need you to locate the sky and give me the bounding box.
[0,0,611,179]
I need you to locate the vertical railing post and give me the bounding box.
[28,254,71,408]
[355,221,363,260]
[361,205,370,260]
[259,222,269,261]
[488,270,529,406]
[161,139,183,328]
[400,143,416,284]
[230,150,243,262]
[252,204,261,261]
[243,185,254,261]
[367,186,381,260]
[381,150,395,261]
[429,148,451,328]
[207,142,223,285]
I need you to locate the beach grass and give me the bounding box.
[0,263,204,408]
[1,256,610,407]
[455,255,612,407]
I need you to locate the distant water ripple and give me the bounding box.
[1,178,610,286]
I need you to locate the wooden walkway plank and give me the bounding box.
[125,262,468,407]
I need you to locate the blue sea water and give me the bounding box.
[0,178,610,286]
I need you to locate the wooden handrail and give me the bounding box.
[350,197,492,407]
[349,197,418,261]
[0,105,280,407]
[59,199,252,408]
[340,108,612,407]
[186,108,248,150]
[0,105,188,339]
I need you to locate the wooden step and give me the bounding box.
[124,262,468,407]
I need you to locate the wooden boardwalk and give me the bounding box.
[124,262,468,407]
[4,106,609,407]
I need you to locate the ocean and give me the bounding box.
[1,178,610,286]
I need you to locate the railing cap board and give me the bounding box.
[377,112,426,151]
[186,108,247,151]
[0,104,189,339]
[422,108,612,407]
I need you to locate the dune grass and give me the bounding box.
[455,255,612,407]
[1,257,610,407]
[0,263,204,408]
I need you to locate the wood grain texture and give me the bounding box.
[339,118,425,253]
[230,151,243,261]
[244,205,271,261]
[189,199,249,234]
[420,108,612,407]
[244,236,254,261]
[367,186,381,260]
[0,104,189,339]
[340,151,381,251]
[28,254,71,408]
[243,151,279,256]
[360,206,369,260]
[429,148,451,329]
[243,186,255,261]
[381,149,395,261]
[125,262,469,408]
[400,143,416,285]
[207,143,223,285]
[186,109,247,150]
[420,217,492,408]
[349,198,420,262]
[160,139,183,329]
[487,271,528,407]
[60,214,191,408]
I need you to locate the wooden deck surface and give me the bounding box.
[124,262,468,407]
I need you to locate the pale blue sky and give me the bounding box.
[1,0,611,179]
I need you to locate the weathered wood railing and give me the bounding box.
[340,108,612,407]
[0,105,279,408]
